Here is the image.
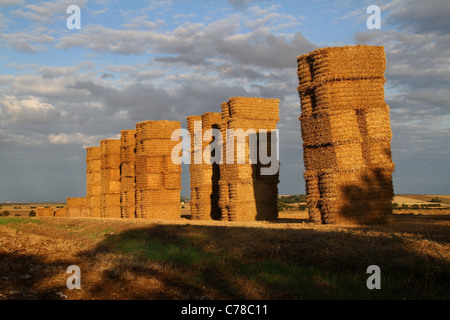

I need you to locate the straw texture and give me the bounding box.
[297,45,395,224]
[135,120,181,220]
[219,97,280,221]
[120,129,136,219]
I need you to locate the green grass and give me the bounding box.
[0,217,43,226]
[104,229,449,299]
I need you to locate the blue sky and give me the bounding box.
[0,0,449,202]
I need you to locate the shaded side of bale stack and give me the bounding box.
[100,139,122,218]
[192,112,222,220]
[219,97,280,221]
[86,146,101,218]
[297,45,395,224]
[36,207,54,217]
[135,120,181,220]
[187,115,202,220]
[120,129,136,219]
[66,197,88,218]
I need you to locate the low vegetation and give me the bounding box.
[0,211,449,300]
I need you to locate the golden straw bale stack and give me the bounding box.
[100,139,122,219]
[120,130,136,219]
[135,120,182,220]
[219,97,279,222]
[36,207,54,217]
[297,45,394,224]
[188,112,222,220]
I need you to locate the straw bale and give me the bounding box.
[102,206,122,219]
[308,207,322,223]
[362,140,394,168]
[100,139,121,154]
[66,198,88,217]
[36,207,54,217]
[101,193,121,206]
[312,78,386,111]
[298,89,314,115]
[101,153,121,168]
[320,197,392,224]
[121,148,136,163]
[137,189,180,203]
[135,156,164,172]
[300,109,362,147]
[86,146,101,160]
[164,173,181,190]
[121,129,136,146]
[361,105,392,141]
[304,170,320,198]
[227,119,278,130]
[54,207,66,217]
[67,197,86,207]
[201,112,222,130]
[303,45,386,82]
[136,120,181,140]
[228,97,279,120]
[136,139,178,156]
[120,162,135,176]
[87,160,102,172]
[296,54,313,90]
[303,142,365,171]
[227,201,277,221]
[89,184,101,196]
[101,168,121,181]
[88,195,100,208]
[103,181,121,193]
[136,173,164,190]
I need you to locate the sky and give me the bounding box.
[0,0,449,202]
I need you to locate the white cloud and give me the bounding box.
[0,94,60,125]
[48,132,115,147]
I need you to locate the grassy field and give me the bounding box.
[0,208,449,300]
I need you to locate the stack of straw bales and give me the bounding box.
[187,112,222,220]
[66,197,88,217]
[135,120,181,219]
[219,97,280,221]
[86,146,101,217]
[36,207,54,217]
[297,45,395,224]
[120,129,136,219]
[187,115,202,220]
[100,139,122,218]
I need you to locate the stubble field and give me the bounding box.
[0,203,449,300]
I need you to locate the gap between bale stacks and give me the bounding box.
[297,45,395,225]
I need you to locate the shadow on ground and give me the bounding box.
[1,214,449,300]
